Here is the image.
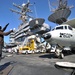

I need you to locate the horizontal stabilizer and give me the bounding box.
[63,18,75,28]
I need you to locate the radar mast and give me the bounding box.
[10,0,33,23]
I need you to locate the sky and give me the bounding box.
[0,0,75,43]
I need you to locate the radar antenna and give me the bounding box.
[48,0,74,24]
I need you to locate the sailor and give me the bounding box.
[0,24,13,60]
[35,34,41,43]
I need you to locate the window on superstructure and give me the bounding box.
[23,25,29,29]
[21,36,25,42]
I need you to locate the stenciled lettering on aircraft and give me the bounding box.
[60,33,72,38]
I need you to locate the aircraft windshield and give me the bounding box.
[52,25,72,31]
[56,26,63,30]
[68,26,72,30]
[52,26,72,31]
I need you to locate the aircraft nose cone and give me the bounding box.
[43,33,51,39]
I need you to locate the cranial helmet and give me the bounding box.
[36,34,39,37]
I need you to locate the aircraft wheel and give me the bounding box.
[55,49,60,57]
[32,50,35,54]
[38,51,41,53]
[59,53,64,59]
[25,51,28,54]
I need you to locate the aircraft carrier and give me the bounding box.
[1,0,75,75]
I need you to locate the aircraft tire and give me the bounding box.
[55,49,60,57]
[32,50,35,54]
[25,51,28,54]
[59,53,64,59]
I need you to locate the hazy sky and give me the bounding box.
[0,0,75,43]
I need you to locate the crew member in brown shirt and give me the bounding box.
[0,23,13,60]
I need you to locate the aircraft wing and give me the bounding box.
[63,18,75,28]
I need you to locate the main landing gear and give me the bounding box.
[50,45,64,59]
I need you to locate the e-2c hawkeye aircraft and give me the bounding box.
[43,19,75,58]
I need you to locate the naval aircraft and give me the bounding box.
[42,19,75,58]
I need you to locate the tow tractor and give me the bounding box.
[19,35,46,54]
[19,39,36,54]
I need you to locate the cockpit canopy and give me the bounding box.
[52,25,72,31]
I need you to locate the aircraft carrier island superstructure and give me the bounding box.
[9,0,33,45]
[9,0,50,46]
